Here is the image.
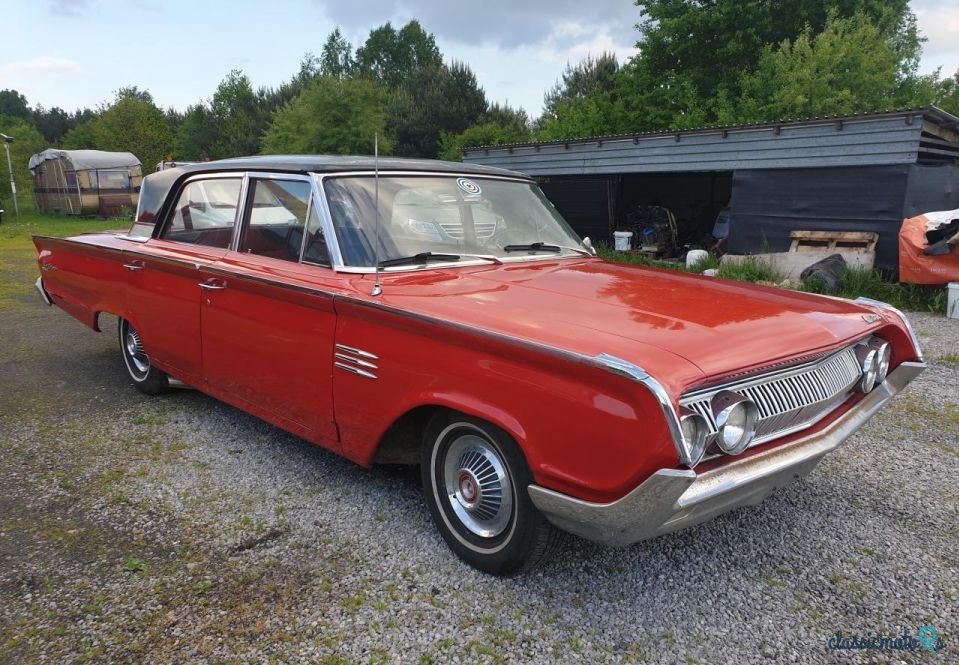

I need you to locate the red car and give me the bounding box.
[33,156,925,575]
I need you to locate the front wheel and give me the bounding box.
[421,412,565,575]
[118,318,168,395]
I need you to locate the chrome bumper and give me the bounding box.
[35,277,52,306]
[527,361,925,547]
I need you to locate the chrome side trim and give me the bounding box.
[334,343,378,360]
[528,361,925,546]
[334,353,376,369]
[594,353,693,468]
[333,343,379,379]
[35,277,52,306]
[855,297,924,362]
[334,362,377,380]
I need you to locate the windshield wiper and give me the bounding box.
[502,242,593,257]
[377,252,461,268]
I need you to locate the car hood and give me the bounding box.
[369,258,880,394]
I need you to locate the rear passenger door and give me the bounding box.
[125,175,242,383]
[199,176,340,445]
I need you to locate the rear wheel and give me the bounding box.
[118,319,168,395]
[421,412,564,575]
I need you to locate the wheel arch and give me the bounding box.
[370,397,529,467]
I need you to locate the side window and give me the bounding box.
[162,178,242,248]
[302,199,330,266]
[238,179,311,263]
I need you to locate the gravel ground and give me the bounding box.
[1,271,957,663]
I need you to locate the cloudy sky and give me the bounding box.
[3,0,959,118]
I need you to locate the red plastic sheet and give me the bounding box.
[899,213,959,285]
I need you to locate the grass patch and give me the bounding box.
[940,353,959,365]
[0,211,123,310]
[799,266,945,313]
[0,210,124,251]
[716,256,784,283]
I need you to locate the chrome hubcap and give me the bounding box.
[443,434,513,538]
[125,327,150,375]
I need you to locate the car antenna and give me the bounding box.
[371,134,383,297]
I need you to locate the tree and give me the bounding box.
[387,61,487,158]
[210,70,261,158]
[355,21,442,87]
[542,53,620,120]
[439,105,531,161]
[89,87,172,171]
[630,0,918,121]
[174,104,217,160]
[937,70,959,117]
[535,53,638,139]
[720,12,930,123]
[0,90,31,120]
[320,28,354,80]
[62,120,98,150]
[0,115,47,207]
[32,106,75,145]
[261,77,390,155]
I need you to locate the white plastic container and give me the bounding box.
[686,249,709,269]
[949,282,959,320]
[613,231,633,251]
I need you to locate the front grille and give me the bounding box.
[681,346,862,450]
[438,221,497,239]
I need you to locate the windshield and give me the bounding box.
[322,175,585,267]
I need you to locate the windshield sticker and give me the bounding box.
[456,178,482,195]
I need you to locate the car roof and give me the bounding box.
[176,155,530,179]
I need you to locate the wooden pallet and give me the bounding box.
[789,230,878,253]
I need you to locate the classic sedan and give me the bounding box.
[33,156,925,575]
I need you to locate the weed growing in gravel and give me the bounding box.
[940,353,959,365]
[123,557,146,574]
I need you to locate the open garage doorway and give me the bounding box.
[537,172,732,256]
[618,172,732,252]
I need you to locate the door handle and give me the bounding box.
[198,281,226,291]
[123,261,145,271]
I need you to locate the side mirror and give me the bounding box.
[582,236,597,256]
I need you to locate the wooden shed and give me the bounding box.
[463,107,959,272]
[29,149,142,217]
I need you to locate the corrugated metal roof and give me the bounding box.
[463,106,959,151]
[463,107,959,174]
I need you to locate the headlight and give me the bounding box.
[869,340,891,384]
[710,390,759,455]
[855,345,878,392]
[679,408,708,468]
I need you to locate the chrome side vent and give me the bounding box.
[334,344,379,380]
